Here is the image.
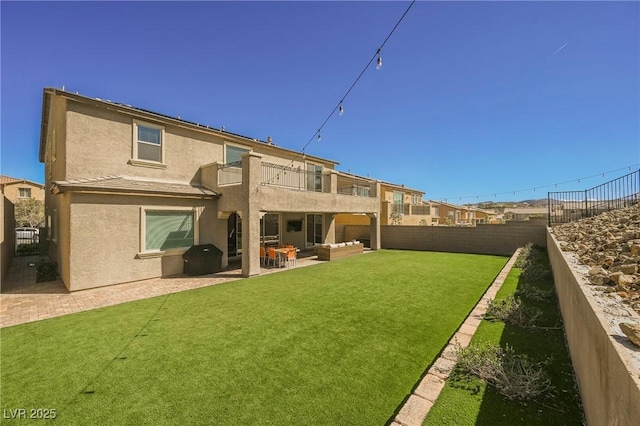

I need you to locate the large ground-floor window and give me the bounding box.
[142,208,196,253]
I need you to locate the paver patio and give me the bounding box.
[0,253,325,328]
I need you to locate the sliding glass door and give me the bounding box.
[306,214,323,247]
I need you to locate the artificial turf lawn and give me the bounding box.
[1,250,507,425]
[423,254,584,426]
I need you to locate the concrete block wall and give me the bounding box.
[548,230,640,426]
[343,219,547,256]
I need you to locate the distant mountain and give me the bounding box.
[472,198,550,210]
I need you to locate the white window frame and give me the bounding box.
[224,142,251,165]
[130,120,167,169]
[18,188,31,198]
[138,206,199,258]
[306,162,324,192]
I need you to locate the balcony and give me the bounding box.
[216,160,375,198]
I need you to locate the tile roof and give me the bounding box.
[0,175,21,185]
[0,175,44,187]
[51,176,218,198]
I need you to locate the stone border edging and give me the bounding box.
[392,248,522,426]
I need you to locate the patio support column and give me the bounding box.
[323,213,336,244]
[329,170,338,194]
[241,152,263,277]
[368,212,381,250]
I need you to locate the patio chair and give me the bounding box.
[285,248,297,268]
[260,246,266,265]
[267,247,280,267]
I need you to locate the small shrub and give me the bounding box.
[515,243,552,281]
[36,260,59,283]
[455,342,552,401]
[17,243,39,256]
[486,295,542,329]
[516,284,555,302]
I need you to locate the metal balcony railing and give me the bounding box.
[261,162,330,192]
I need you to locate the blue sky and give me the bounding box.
[1,1,638,202]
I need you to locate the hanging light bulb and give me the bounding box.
[339,104,344,116]
[317,130,321,142]
[376,49,382,70]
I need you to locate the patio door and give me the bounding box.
[306,214,323,247]
[227,213,242,256]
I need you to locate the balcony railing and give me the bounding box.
[261,162,330,192]
[218,161,243,185]
[217,161,377,197]
[411,205,431,216]
[336,174,375,197]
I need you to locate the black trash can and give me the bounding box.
[183,244,223,276]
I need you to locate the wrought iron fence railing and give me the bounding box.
[548,169,639,226]
[261,162,330,192]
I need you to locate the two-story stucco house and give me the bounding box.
[39,88,381,291]
[0,175,45,204]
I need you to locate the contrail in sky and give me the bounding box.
[552,42,568,56]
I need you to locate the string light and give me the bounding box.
[430,164,639,202]
[260,0,416,187]
[317,130,321,142]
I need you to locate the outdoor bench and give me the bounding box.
[316,241,364,261]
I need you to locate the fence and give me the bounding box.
[261,162,330,192]
[548,169,640,226]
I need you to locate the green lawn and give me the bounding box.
[423,250,583,426]
[1,250,507,425]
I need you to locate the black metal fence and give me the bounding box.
[548,169,639,226]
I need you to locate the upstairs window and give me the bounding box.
[19,188,31,198]
[132,121,165,166]
[225,144,250,165]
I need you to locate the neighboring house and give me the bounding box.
[379,182,430,225]
[336,181,431,226]
[0,175,45,203]
[39,88,380,291]
[503,207,548,221]
[428,200,491,226]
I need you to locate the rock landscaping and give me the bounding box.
[551,203,640,347]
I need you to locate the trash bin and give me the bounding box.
[182,244,223,276]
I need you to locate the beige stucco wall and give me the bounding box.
[63,193,220,291]
[547,231,640,426]
[63,100,335,185]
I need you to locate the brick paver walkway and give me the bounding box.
[0,254,325,328]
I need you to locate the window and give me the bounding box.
[18,188,31,198]
[225,144,250,165]
[132,121,165,166]
[306,163,323,192]
[393,191,403,214]
[411,194,420,205]
[142,209,196,253]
